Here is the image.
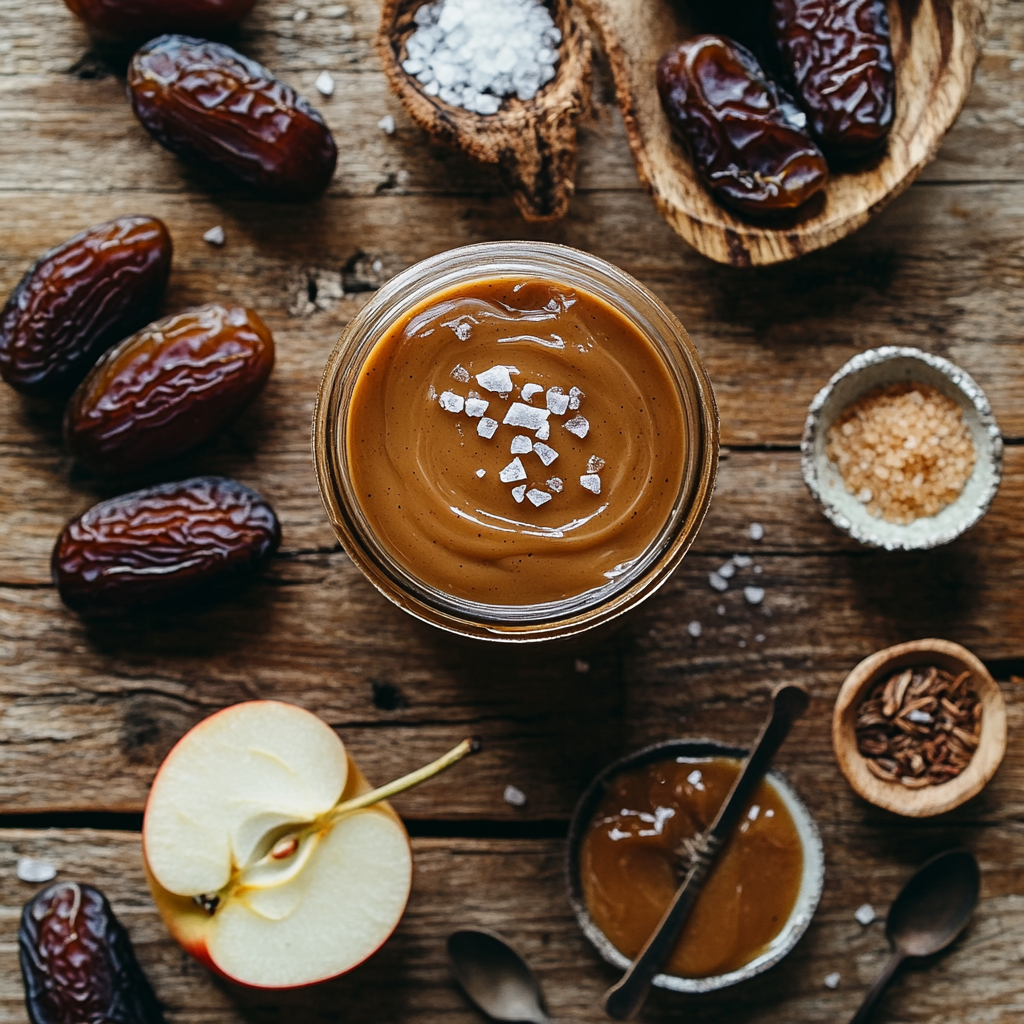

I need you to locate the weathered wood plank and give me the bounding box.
[1,828,1023,1023]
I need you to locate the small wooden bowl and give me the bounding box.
[377,0,593,223]
[833,639,1006,817]
[578,0,990,266]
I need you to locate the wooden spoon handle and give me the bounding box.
[849,951,905,1024]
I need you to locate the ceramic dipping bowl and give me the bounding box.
[565,739,825,994]
[801,346,1002,550]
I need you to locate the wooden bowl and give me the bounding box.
[377,0,593,223]
[578,0,990,266]
[833,639,1006,817]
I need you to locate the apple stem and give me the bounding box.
[325,736,482,826]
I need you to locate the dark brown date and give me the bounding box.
[64,0,256,40]
[65,303,274,475]
[657,36,829,217]
[772,0,895,156]
[52,476,280,611]
[0,217,172,399]
[127,35,338,198]
[20,881,165,1024]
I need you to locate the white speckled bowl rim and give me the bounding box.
[801,347,1003,550]
[565,740,825,994]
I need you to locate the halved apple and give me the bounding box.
[143,700,418,989]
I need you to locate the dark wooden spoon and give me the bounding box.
[850,849,980,1024]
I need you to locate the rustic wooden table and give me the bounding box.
[1,1,1023,1021]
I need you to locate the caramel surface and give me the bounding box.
[346,278,686,605]
[579,757,804,978]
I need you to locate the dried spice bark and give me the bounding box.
[855,665,981,787]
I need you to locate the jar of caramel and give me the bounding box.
[312,242,718,641]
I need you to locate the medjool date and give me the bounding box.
[20,881,165,1024]
[64,0,256,40]
[52,476,281,611]
[65,303,274,475]
[657,36,829,217]
[0,217,172,399]
[772,0,895,156]
[127,35,337,198]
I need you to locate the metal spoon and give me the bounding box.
[448,928,553,1023]
[603,682,810,1020]
[850,848,980,1024]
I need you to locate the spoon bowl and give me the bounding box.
[448,929,552,1024]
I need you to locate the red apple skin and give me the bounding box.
[142,704,413,990]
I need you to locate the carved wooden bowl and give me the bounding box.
[578,0,991,265]
[377,0,593,223]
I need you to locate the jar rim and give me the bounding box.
[312,241,719,642]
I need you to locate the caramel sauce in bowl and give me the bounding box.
[313,242,718,641]
[566,740,825,993]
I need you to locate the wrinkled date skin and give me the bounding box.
[20,881,165,1024]
[0,217,172,399]
[772,0,895,156]
[64,0,256,40]
[128,35,338,198]
[65,303,274,475]
[53,476,281,611]
[657,36,829,217]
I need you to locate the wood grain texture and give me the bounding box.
[580,0,992,265]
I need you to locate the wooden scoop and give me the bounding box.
[376,0,592,223]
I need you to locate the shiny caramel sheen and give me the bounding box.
[346,278,686,605]
[579,757,804,978]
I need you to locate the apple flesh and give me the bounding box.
[143,700,412,989]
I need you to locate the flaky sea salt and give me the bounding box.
[564,415,589,438]
[315,70,335,96]
[203,225,225,246]
[744,586,765,605]
[475,468,486,478]
[477,365,516,393]
[717,604,726,615]
[533,442,558,466]
[586,455,605,473]
[580,473,601,494]
[855,903,876,926]
[527,488,551,507]
[709,572,728,592]
[547,477,563,492]
[823,972,841,990]
[535,420,550,440]
[718,562,736,579]
[510,434,533,454]
[512,484,526,502]
[17,858,57,884]
[568,386,583,410]
[477,416,498,438]
[750,522,764,541]
[465,397,489,417]
[378,114,396,134]
[504,403,550,431]
[450,364,471,382]
[403,0,561,113]
[439,390,465,413]
[521,382,544,402]
[500,457,527,483]
[732,554,753,568]
[504,784,527,806]
[687,620,702,637]
[546,387,570,415]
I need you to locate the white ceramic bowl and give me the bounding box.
[801,347,1002,550]
[565,740,825,994]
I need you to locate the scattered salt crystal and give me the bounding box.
[439,390,465,413]
[499,457,527,483]
[450,364,471,383]
[533,442,558,466]
[503,402,550,431]
[512,484,526,503]
[465,397,489,417]
[202,225,225,246]
[686,769,705,790]
[17,858,57,884]
[732,554,753,568]
[738,639,747,648]
[709,572,728,592]
[855,903,876,926]
[546,477,563,493]
[754,565,763,574]
[378,114,396,134]
[477,416,498,438]
[744,586,765,605]
[427,384,437,401]
[477,365,516,393]
[510,435,533,454]
[475,468,486,478]
[535,420,550,440]
[717,562,736,579]
[823,972,841,990]
[521,382,544,402]
[526,488,551,507]
[504,784,527,806]
[564,415,589,438]
[586,455,605,473]
[687,620,702,638]
[755,633,765,643]
[717,604,726,615]
[580,473,601,495]
[907,709,932,724]
[315,70,335,96]
[568,386,583,410]
[546,387,570,415]
[749,522,764,541]
[575,658,590,673]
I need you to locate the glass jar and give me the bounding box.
[312,241,718,642]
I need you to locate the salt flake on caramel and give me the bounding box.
[439,391,465,413]
[500,458,527,483]
[477,365,517,393]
